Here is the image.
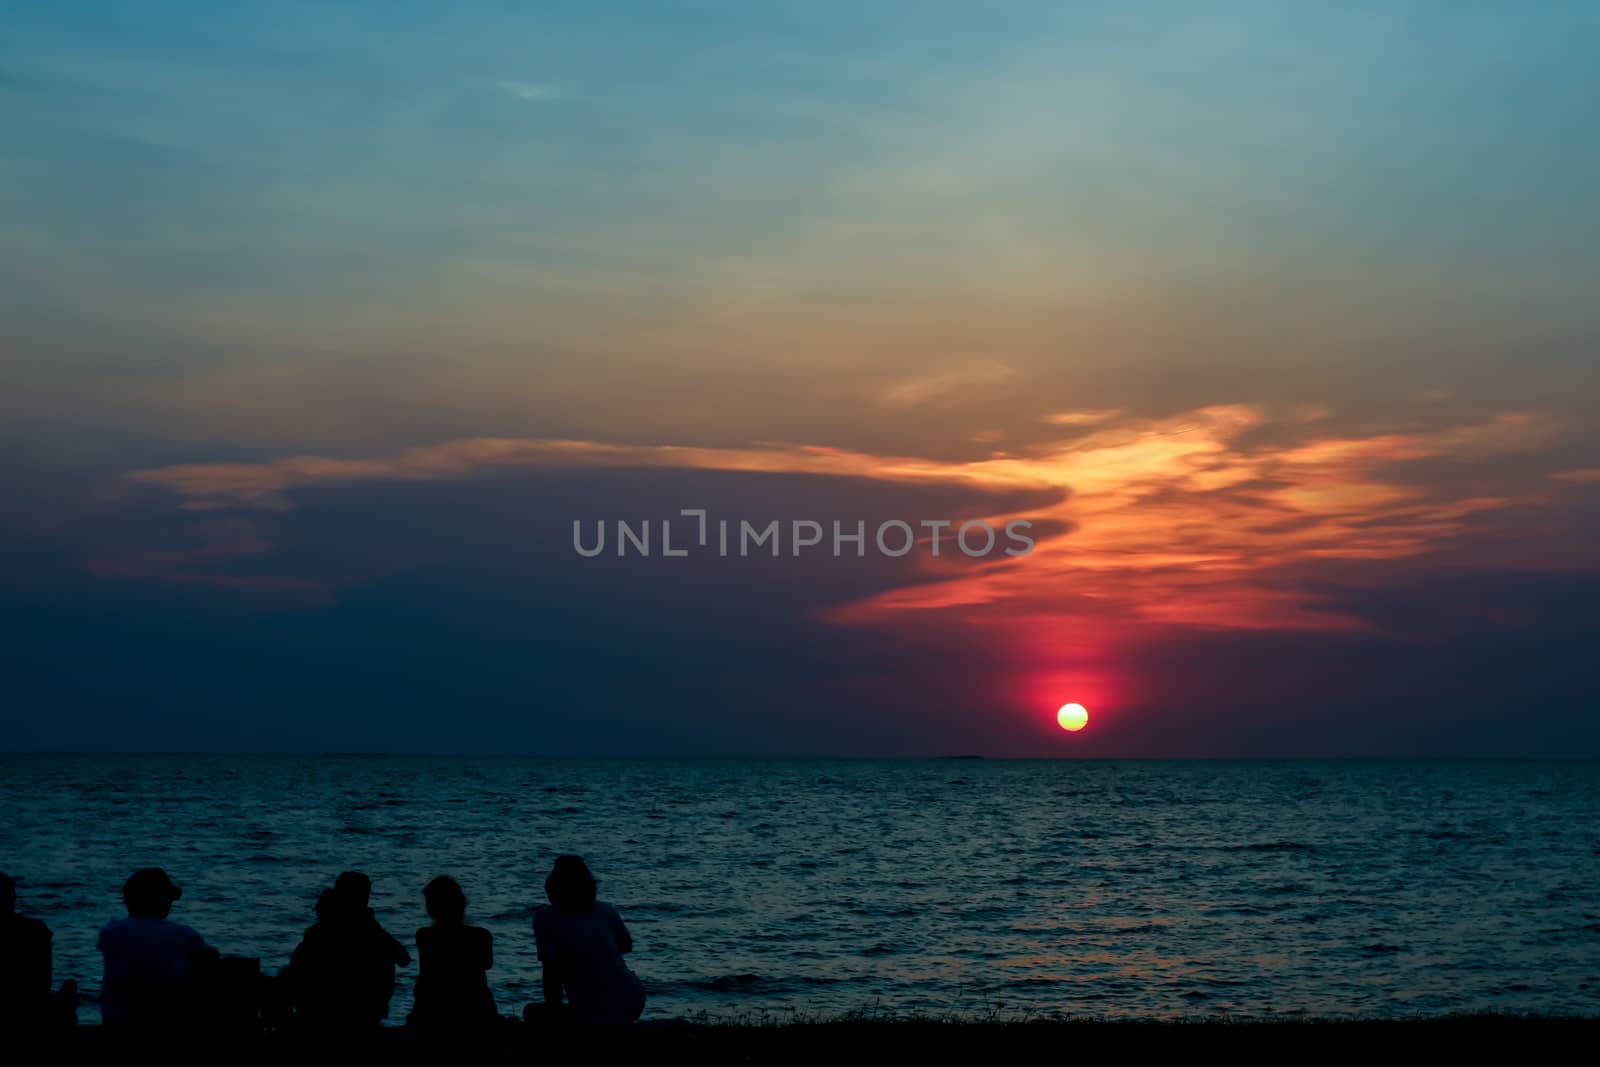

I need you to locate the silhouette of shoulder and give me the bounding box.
[98,915,207,955]
[418,924,492,945]
[0,913,52,991]
[533,901,629,955]
[2,914,51,942]
[418,923,492,964]
[365,913,412,966]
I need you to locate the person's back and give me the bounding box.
[0,873,53,1024]
[414,924,495,1024]
[285,901,355,1029]
[97,868,213,1026]
[411,876,495,1029]
[533,857,645,1026]
[286,874,411,1030]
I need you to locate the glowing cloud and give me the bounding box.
[877,362,1015,411]
[123,405,1578,649]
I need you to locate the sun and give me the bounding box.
[1057,703,1089,732]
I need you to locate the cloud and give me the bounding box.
[494,80,565,102]
[125,436,1049,510]
[876,362,1013,411]
[1041,409,1121,427]
[834,407,1575,635]
[83,518,331,599]
[123,405,1581,646]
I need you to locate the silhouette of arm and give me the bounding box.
[374,917,412,966]
[35,922,53,996]
[284,938,306,987]
[182,925,219,969]
[612,908,633,955]
[533,911,560,1004]
[477,928,493,971]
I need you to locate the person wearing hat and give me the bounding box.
[96,868,217,1026]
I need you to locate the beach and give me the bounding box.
[49,1014,1600,1060]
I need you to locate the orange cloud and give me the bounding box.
[832,407,1570,635]
[1041,409,1122,427]
[124,405,1576,642]
[84,518,332,600]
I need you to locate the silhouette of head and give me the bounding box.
[423,876,468,924]
[123,868,182,919]
[545,855,598,916]
[313,888,338,922]
[334,871,372,909]
[0,872,14,915]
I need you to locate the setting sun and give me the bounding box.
[1057,703,1089,732]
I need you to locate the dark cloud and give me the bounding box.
[0,465,1057,754]
[1,456,1594,756]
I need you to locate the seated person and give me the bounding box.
[97,868,216,1026]
[0,872,66,1027]
[532,856,645,1025]
[284,871,411,1029]
[410,875,496,1028]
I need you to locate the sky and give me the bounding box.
[1,1,1597,755]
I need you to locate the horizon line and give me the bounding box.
[3,751,1598,762]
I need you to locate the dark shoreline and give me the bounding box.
[52,1014,1600,1059]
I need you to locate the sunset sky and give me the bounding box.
[2,2,1597,755]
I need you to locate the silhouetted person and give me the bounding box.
[97,868,216,1026]
[0,872,58,1028]
[409,876,496,1029]
[0,875,78,1030]
[284,871,411,1030]
[532,856,645,1025]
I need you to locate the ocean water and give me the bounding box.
[2,756,1598,1021]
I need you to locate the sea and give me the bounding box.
[2,756,1598,1021]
